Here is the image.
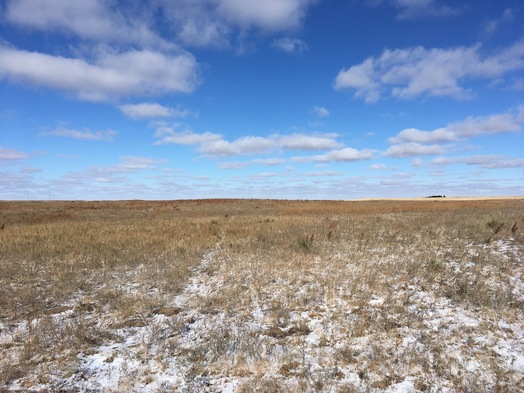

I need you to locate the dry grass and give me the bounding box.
[0,198,523,391]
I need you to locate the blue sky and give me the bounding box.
[1,0,523,200]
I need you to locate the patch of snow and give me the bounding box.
[385,377,415,393]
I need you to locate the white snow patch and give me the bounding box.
[385,377,415,393]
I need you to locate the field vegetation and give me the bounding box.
[0,198,523,392]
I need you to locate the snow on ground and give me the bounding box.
[1,240,523,392]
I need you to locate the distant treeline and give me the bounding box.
[426,195,446,198]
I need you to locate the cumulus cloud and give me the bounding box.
[159,1,232,48]
[483,158,524,169]
[431,155,524,169]
[294,147,373,162]
[178,17,232,48]
[0,146,28,161]
[334,40,524,102]
[365,0,460,19]
[70,156,166,184]
[200,136,276,156]
[158,0,316,48]
[6,0,171,49]
[154,125,342,157]
[313,106,330,117]
[200,133,341,156]
[216,0,315,31]
[385,107,524,158]
[389,128,458,144]
[5,0,317,51]
[218,157,289,171]
[41,127,117,141]
[275,133,341,150]
[273,37,308,53]
[115,156,167,171]
[393,0,460,20]
[154,129,223,146]
[252,158,287,165]
[389,107,524,145]
[304,170,342,177]
[2,0,316,105]
[119,103,191,119]
[219,161,251,169]
[384,142,446,158]
[0,46,199,102]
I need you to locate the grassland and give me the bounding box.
[0,198,523,392]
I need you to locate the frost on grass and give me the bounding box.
[0,200,523,392]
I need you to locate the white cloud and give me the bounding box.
[6,0,171,49]
[393,0,460,20]
[513,78,524,90]
[294,147,373,162]
[275,133,341,150]
[385,107,524,159]
[119,103,191,119]
[199,136,276,156]
[411,158,423,167]
[364,0,461,20]
[0,46,199,102]
[20,167,42,174]
[384,142,446,158]
[389,107,523,144]
[7,0,317,52]
[431,155,524,169]
[69,156,166,184]
[249,172,281,180]
[116,156,166,171]
[41,127,116,141]
[431,155,493,166]
[483,8,515,35]
[334,40,524,102]
[178,17,232,48]
[369,163,387,170]
[158,0,316,49]
[0,146,28,161]
[219,161,251,169]
[389,127,458,144]
[160,1,232,48]
[154,129,223,146]
[304,170,342,177]
[483,158,524,169]
[217,0,315,31]
[273,37,308,53]
[252,158,287,166]
[154,125,342,156]
[313,106,330,117]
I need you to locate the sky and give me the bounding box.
[1,0,523,200]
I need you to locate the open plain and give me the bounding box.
[1,198,523,392]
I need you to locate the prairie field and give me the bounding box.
[0,198,523,392]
